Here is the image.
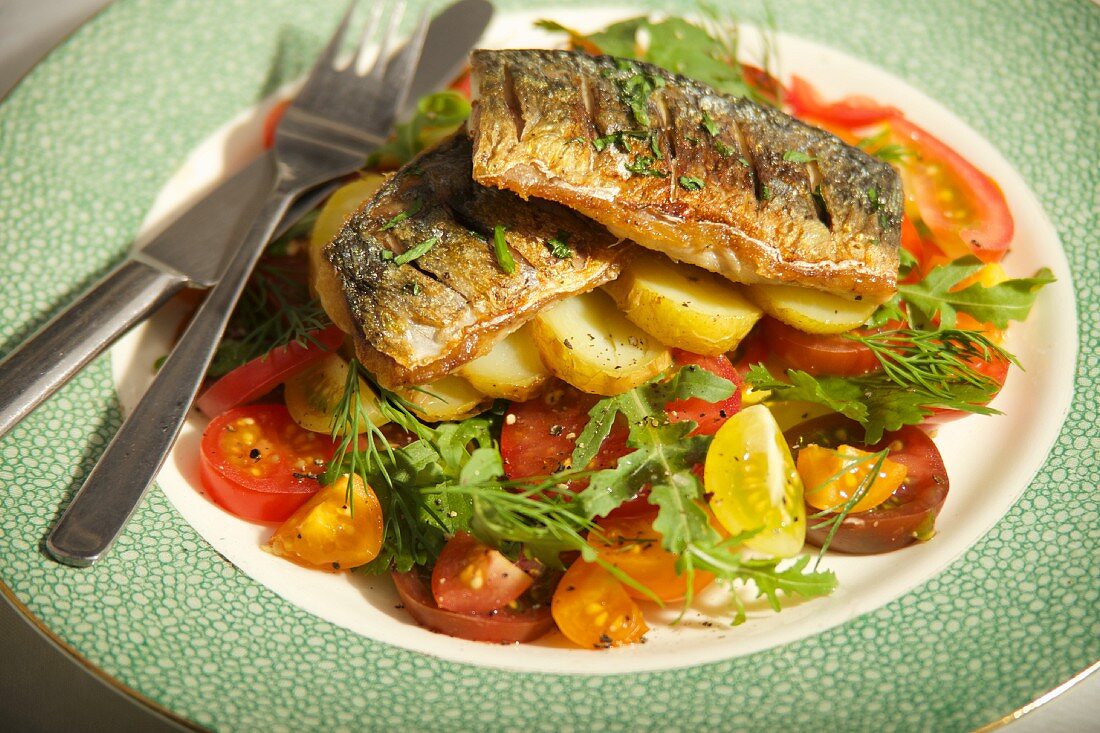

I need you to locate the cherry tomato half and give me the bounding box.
[761,318,881,377]
[785,415,949,554]
[391,569,555,644]
[501,382,632,479]
[431,532,533,614]
[590,512,715,602]
[665,350,742,436]
[196,325,345,417]
[199,404,336,522]
[551,559,648,649]
[262,98,292,149]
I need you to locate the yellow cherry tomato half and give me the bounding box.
[704,404,806,558]
[266,474,383,570]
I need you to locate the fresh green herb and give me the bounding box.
[858,130,915,164]
[761,185,773,201]
[592,129,651,153]
[625,155,668,177]
[737,156,750,167]
[379,199,423,231]
[783,150,816,163]
[379,249,394,261]
[404,281,422,296]
[714,140,734,157]
[493,224,516,274]
[367,91,471,167]
[612,62,666,127]
[700,111,719,136]
[745,327,1009,443]
[866,186,880,208]
[567,136,588,145]
[393,236,438,266]
[678,176,706,191]
[898,255,1055,330]
[212,261,331,377]
[546,230,574,259]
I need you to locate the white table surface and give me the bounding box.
[0,1,1095,731]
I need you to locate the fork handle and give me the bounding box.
[0,260,187,439]
[47,188,297,567]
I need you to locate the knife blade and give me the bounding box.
[0,0,492,439]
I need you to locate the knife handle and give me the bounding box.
[0,259,187,439]
[46,190,296,567]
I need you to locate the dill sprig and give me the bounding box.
[849,327,1014,402]
[211,260,331,377]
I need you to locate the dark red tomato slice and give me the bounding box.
[786,415,949,554]
[196,325,345,417]
[729,327,768,376]
[887,117,1014,264]
[785,75,899,127]
[262,98,291,149]
[431,532,533,613]
[392,569,555,644]
[761,317,881,377]
[500,383,630,480]
[665,350,742,436]
[199,404,336,522]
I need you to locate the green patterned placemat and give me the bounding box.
[0,1,1096,730]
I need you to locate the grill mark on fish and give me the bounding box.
[469,49,902,300]
[323,132,624,387]
[502,66,526,141]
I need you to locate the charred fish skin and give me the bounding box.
[324,132,624,388]
[469,49,902,301]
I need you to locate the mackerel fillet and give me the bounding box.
[324,133,623,388]
[469,49,902,301]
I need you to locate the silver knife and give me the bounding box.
[0,0,492,440]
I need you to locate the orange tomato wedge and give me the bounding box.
[266,474,384,570]
[797,445,907,514]
[551,559,648,649]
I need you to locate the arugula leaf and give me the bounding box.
[899,255,1055,329]
[537,15,760,101]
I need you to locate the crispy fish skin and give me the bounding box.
[324,132,624,388]
[469,49,902,301]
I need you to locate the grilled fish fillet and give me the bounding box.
[468,49,902,302]
[324,132,624,388]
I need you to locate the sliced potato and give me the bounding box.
[529,290,672,396]
[745,283,877,335]
[308,174,387,334]
[394,374,490,423]
[284,353,388,434]
[603,253,763,355]
[458,326,551,400]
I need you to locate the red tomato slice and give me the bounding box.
[448,69,472,99]
[761,318,881,377]
[786,416,949,554]
[392,569,555,644]
[199,404,336,522]
[785,75,899,127]
[431,532,533,613]
[500,383,630,480]
[665,350,742,436]
[262,98,291,149]
[196,325,345,417]
[887,117,1014,263]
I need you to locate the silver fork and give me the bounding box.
[45,0,428,567]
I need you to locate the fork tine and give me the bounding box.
[376,7,430,112]
[362,0,408,79]
[312,0,359,72]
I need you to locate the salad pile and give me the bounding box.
[189,14,1051,649]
